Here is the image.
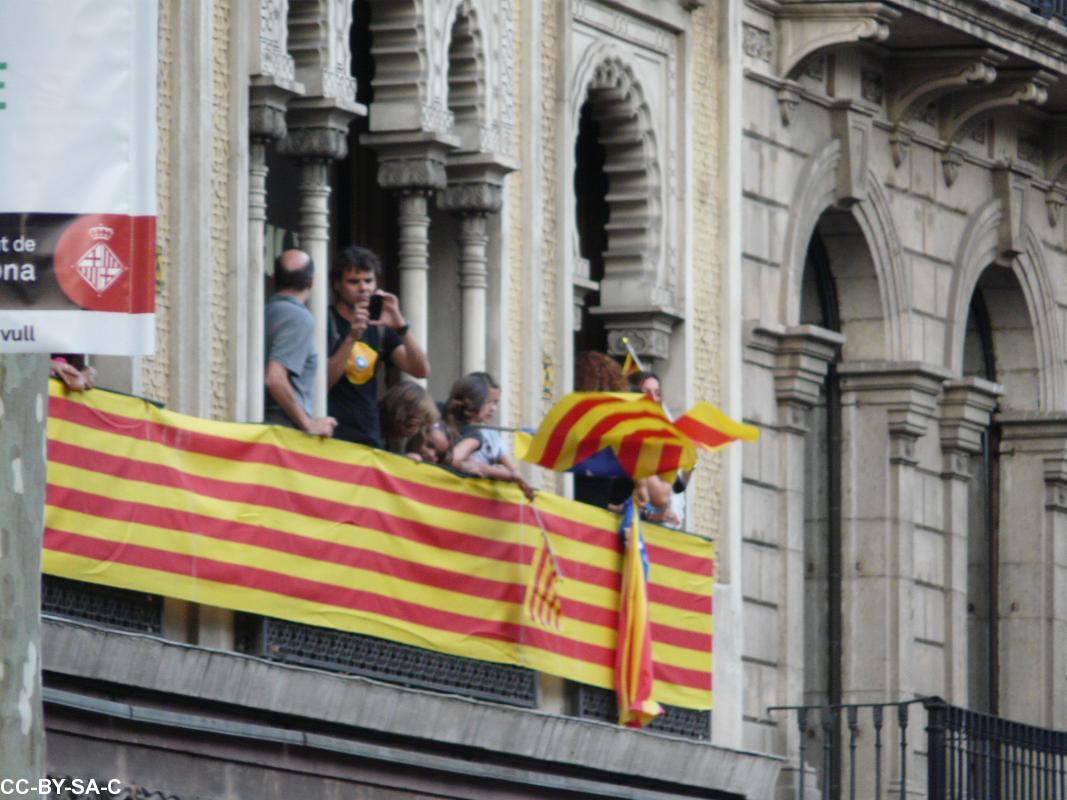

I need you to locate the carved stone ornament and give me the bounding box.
[438,182,504,214]
[775,3,900,80]
[778,83,802,126]
[378,157,449,191]
[938,69,1052,148]
[942,148,963,187]
[743,23,773,63]
[606,328,670,362]
[885,48,1003,126]
[861,69,884,105]
[1047,190,1066,228]
[889,125,912,168]
[282,125,349,161]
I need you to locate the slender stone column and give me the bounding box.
[246,84,292,422]
[439,179,505,375]
[995,413,1067,728]
[363,133,458,370]
[284,108,353,415]
[939,379,1000,707]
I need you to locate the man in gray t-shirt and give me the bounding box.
[263,250,337,437]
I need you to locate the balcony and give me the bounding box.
[40,382,778,798]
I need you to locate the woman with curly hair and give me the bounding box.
[379,380,440,455]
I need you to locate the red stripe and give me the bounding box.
[655,442,682,476]
[50,437,712,606]
[672,415,735,450]
[537,396,620,468]
[571,409,671,465]
[48,527,709,687]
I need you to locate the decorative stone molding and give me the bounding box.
[249,81,296,142]
[579,57,662,293]
[775,2,899,80]
[364,130,461,192]
[838,362,950,441]
[938,69,1052,152]
[446,0,487,150]
[940,379,1002,473]
[1046,188,1066,228]
[283,103,357,162]
[251,0,297,85]
[747,323,844,408]
[601,310,683,364]
[437,151,517,214]
[743,23,773,62]
[288,0,360,108]
[991,161,1030,262]
[885,48,1002,127]
[367,0,430,131]
[778,82,802,126]
[830,101,875,206]
[889,125,912,168]
[941,147,964,188]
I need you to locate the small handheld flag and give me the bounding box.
[621,337,645,379]
[525,503,564,630]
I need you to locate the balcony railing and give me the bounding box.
[770,697,1067,800]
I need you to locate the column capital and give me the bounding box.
[284,101,359,162]
[838,361,951,439]
[438,152,518,215]
[250,79,300,143]
[598,310,684,365]
[362,130,460,192]
[940,377,1002,455]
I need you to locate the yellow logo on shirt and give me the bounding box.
[345,341,378,385]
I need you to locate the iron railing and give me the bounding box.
[770,697,1067,800]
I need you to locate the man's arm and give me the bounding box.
[265,359,337,436]
[390,329,430,379]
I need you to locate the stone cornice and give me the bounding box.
[995,411,1067,453]
[748,322,844,408]
[838,361,951,439]
[774,2,900,79]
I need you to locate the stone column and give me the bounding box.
[364,132,458,364]
[246,83,294,422]
[438,155,513,375]
[837,362,948,798]
[284,106,355,415]
[995,413,1067,728]
[938,379,1000,707]
[752,324,842,792]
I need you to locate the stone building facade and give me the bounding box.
[41,1,782,799]
[738,0,1067,792]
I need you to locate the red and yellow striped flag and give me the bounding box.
[616,498,662,727]
[43,382,715,711]
[673,402,760,451]
[522,392,696,480]
[525,527,563,631]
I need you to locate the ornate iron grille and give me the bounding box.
[236,614,539,707]
[571,683,711,740]
[42,575,163,634]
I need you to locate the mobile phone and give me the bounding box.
[368,295,383,321]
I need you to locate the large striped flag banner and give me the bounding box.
[0,1,157,354]
[43,383,715,712]
[522,392,759,479]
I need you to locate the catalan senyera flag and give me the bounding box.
[525,516,563,631]
[44,382,714,710]
[674,402,760,451]
[522,392,697,480]
[616,497,663,727]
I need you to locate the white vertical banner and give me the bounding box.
[0,1,158,354]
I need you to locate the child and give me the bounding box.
[444,373,535,500]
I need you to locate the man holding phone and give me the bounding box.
[326,245,430,447]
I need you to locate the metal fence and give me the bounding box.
[770,697,1067,800]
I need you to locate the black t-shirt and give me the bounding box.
[327,306,401,447]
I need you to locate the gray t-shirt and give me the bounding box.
[264,294,317,426]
